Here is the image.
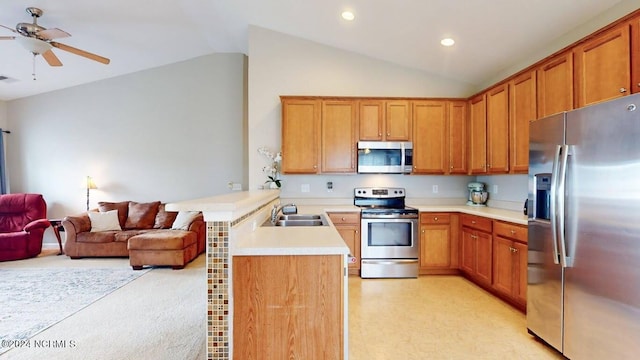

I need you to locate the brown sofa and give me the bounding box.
[62,201,205,270]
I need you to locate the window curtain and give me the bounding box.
[0,129,7,194]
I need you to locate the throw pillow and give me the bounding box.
[98,201,129,228]
[171,211,200,230]
[154,204,178,229]
[88,210,122,232]
[125,201,160,229]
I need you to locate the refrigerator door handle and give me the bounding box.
[550,145,562,265]
[556,144,571,268]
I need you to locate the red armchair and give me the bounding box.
[0,193,50,261]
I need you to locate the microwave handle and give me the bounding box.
[401,143,406,171]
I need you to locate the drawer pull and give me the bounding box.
[341,217,346,221]
[434,217,439,221]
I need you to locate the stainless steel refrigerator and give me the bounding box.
[527,93,640,359]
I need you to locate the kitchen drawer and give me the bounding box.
[461,214,492,233]
[328,212,360,225]
[420,213,451,224]
[494,221,528,243]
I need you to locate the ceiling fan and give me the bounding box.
[0,7,110,68]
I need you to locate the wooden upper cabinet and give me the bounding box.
[358,100,385,140]
[574,23,631,107]
[632,15,640,94]
[412,101,447,174]
[321,100,357,173]
[468,94,487,174]
[360,100,411,141]
[385,100,412,141]
[486,84,509,174]
[509,71,536,174]
[537,51,574,118]
[448,101,468,174]
[281,98,321,174]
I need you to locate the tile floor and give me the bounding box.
[348,275,565,360]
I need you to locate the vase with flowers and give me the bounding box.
[258,146,282,189]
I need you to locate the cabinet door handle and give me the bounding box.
[378,133,382,136]
[471,220,476,224]
[313,165,317,169]
[422,229,425,233]
[510,230,516,235]
[434,217,439,221]
[341,217,346,221]
[620,87,628,93]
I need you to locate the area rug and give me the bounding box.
[0,267,150,354]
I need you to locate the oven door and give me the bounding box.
[360,217,418,259]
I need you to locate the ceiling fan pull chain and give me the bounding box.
[32,53,36,80]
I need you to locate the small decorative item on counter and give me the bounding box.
[258,146,282,189]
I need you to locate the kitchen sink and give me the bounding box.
[278,214,322,221]
[262,214,328,227]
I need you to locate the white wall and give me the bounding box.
[247,26,477,200]
[0,101,6,128]
[6,53,247,244]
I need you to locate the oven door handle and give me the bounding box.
[361,214,419,219]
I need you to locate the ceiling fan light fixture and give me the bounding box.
[16,36,52,54]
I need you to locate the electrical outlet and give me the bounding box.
[327,181,333,192]
[493,184,499,194]
[301,184,310,193]
[432,185,438,193]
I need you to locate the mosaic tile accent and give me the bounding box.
[207,221,229,360]
[206,198,275,360]
[230,200,272,227]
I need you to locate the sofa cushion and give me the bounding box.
[98,201,129,228]
[76,231,118,244]
[89,210,122,232]
[154,204,178,229]
[128,230,196,250]
[114,229,153,243]
[125,201,160,229]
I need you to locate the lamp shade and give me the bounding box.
[86,176,97,190]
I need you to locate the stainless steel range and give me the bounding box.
[355,187,419,278]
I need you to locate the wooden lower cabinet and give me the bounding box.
[460,214,493,287]
[328,212,361,275]
[233,255,344,360]
[492,221,528,307]
[419,212,459,274]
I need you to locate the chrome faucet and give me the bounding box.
[271,203,297,224]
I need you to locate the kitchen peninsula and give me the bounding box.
[166,190,350,360]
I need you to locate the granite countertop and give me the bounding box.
[167,192,527,258]
[286,203,527,225]
[233,205,351,256]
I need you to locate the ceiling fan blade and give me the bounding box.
[50,41,110,65]
[0,24,17,33]
[42,50,63,66]
[37,28,71,40]
[0,36,16,40]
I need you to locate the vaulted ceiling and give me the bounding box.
[0,0,628,100]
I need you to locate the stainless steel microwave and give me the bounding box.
[357,141,413,174]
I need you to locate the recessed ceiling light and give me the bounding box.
[341,11,355,21]
[440,38,455,47]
